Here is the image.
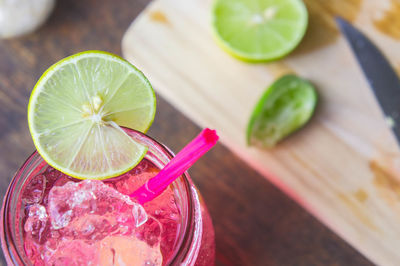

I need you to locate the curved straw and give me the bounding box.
[130,128,219,204]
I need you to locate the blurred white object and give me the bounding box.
[0,0,55,39]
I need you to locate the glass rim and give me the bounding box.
[1,128,196,265]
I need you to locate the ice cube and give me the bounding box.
[41,167,75,207]
[46,239,99,265]
[65,214,119,241]
[24,204,49,243]
[47,180,148,238]
[133,203,148,227]
[22,174,46,204]
[98,236,163,265]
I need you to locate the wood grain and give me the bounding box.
[0,0,372,265]
[122,0,400,265]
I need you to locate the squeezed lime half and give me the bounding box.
[28,51,156,179]
[212,0,308,61]
[247,74,317,147]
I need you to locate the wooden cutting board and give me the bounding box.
[122,0,400,265]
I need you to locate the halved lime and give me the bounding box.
[28,51,156,179]
[247,74,317,147]
[212,0,308,62]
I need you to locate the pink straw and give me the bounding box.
[130,128,219,204]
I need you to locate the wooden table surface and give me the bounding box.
[0,0,375,265]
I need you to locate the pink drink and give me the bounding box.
[23,160,177,265]
[1,129,215,265]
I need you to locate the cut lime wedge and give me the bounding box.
[247,74,317,147]
[28,51,156,180]
[212,0,308,61]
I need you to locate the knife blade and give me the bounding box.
[336,16,400,145]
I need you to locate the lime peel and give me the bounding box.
[247,74,317,147]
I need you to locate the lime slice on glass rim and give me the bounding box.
[28,51,156,180]
[212,0,308,62]
[247,74,317,147]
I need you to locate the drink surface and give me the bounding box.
[20,158,182,265]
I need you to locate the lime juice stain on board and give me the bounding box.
[368,158,400,222]
[337,193,378,231]
[373,0,400,40]
[354,189,368,203]
[370,160,400,205]
[149,10,169,25]
[293,0,362,55]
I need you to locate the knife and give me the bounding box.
[336,17,400,145]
